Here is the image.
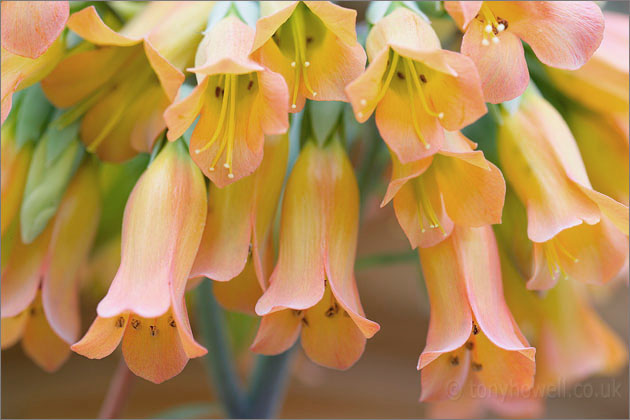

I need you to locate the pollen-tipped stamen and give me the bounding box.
[406,58,443,121]
[403,59,430,150]
[195,74,230,156]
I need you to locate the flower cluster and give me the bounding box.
[1,1,627,417]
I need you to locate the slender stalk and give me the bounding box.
[98,357,135,419]
[245,348,295,419]
[195,279,247,418]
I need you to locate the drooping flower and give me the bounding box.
[164,17,288,186]
[497,90,629,290]
[546,11,628,116]
[250,1,366,112]
[1,160,101,371]
[382,130,504,248]
[252,139,380,369]
[41,2,214,162]
[417,225,535,402]
[346,7,486,163]
[500,248,627,397]
[445,1,604,103]
[72,140,207,384]
[190,133,288,314]
[566,107,629,206]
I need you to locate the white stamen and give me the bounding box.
[291,104,297,109]
[484,24,493,33]
[209,167,215,172]
[291,61,296,68]
[358,112,364,118]
[228,173,234,179]
[312,92,318,97]
[492,36,500,44]
[497,23,505,32]
[482,38,490,46]
[224,163,230,169]
[421,228,426,233]
[424,144,431,150]
[304,61,310,67]
[194,149,201,155]
[360,99,367,106]
[438,112,444,119]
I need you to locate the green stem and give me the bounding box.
[355,250,418,270]
[245,348,295,418]
[195,280,247,418]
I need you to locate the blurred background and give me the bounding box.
[2,1,628,418]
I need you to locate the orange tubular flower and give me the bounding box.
[1,1,68,124]
[72,141,207,384]
[546,11,629,116]
[251,140,380,369]
[190,133,289,314]
[382,130,504,248]
[498,91,629,290]
[164,17,289,186]
[445,1,604,103]
[1,161,100,372]
[417,226,535,402]
[41,2,214,162]
[346,7,486,163]
[250,1,366,112]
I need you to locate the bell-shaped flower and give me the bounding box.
[417,226,535,402]
[501,250,626,395]
[566,107,629,205]
[1,161,101,371]
[546,11,628,116]
[190,133,288,314]
[71,141,208,384]
[250,1,366,112]
[497,90,628,290]
[41,2,214,162]
[382,130,504,248]
[164,17,289,186]
[1,119,33,235]
[445,1,604,103]
[251,139,380,369]
[346,7,486,163]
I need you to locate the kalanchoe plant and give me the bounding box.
[0,2,627,419]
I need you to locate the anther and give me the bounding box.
[291,61,296,68]
[247,80,253,90]
[358,112,364,118]
[419,74,427,83]
[472,362,483,371]
[301,317,309,327]
[497,23,505,32]
[472,321,479,335]
[228,173,234,179]
[438,112,444,119]
[291,104,297,109]
[131,319,140,329]
[482,39,490,46]
[168,317,176,328]
[397,71,405,80]
[150,325,158,336]
[215,86,221,98]
[484,24,493,33]
[492,37,500,44]
[115,317,125,328]
[194,149,201,155]
[304,61,310,67]
[465,341,474,350]
[223,163,230,169]
[360,99,367,106]
[450,356,460,366]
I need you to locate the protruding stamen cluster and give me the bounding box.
[194,73,246,179]
[358,52,444,150]
[477,5,508,46]
[287,6,317,109]
[414,179,447,236]
[543,239,579,280]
